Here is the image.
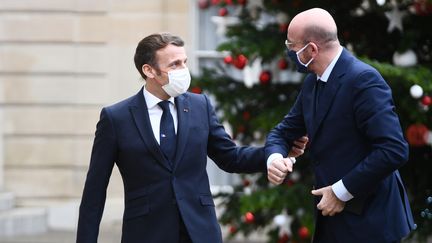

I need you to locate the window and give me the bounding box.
[189,0,241,187]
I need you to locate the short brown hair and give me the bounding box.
[134,33,184,79]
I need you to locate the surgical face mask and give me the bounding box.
[162,67,191,97]
[287,43,314,73]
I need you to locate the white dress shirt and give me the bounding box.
[143,86,178,145]
[267,46,353,202]
[319,47,353,201]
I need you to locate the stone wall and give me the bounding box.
[0,0,191,229]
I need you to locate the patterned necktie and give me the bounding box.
[158,101,177,165]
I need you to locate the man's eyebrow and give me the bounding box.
[168,58,187,66]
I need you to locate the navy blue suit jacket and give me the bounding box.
[76,89,265,243]
[265,49,415,242]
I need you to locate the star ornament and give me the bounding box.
[211,16,239,37]
[385,6,407,32]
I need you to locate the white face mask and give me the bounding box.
[162,67,191,97]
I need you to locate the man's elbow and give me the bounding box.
[392,141,409,167]
[400,142,409,165]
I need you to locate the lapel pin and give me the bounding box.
[184,108,189,112]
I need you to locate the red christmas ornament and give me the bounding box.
[191,86,202,94]
[233,54,248,69]
[278,233,290,243]
[278,58,288,70]
[225,0,234,5]
[198,0,210,9]
[237,0,247,5]
[211,0,221,5]
[421,95,432,106]
[259,70,272,85]
[243,179,250,187]
[413,0,432,16]
[229,225,237,234]
[406,124,429,146]
[279,23,289,33]
[242,111,251,121]
[237,124,246,133]
[223,55,233,64]
[285,179,294,187]
[244,212,255,223]
[218,7,228,16]
[298,226,310,239]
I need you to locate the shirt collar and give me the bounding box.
[143,86,175,109]
[317,46,343,83]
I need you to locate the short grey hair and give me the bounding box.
[303,25,338,46]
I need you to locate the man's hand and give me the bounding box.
[311,186,345,216]
[267,158,294,185]
[288,136,308,157]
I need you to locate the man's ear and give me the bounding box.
[310,42,319,56]
[142,64,155,79]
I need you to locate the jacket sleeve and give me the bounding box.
[204,95,266,173]
[264,89,307,159]
[342,69,409,197]
[76,107,117,243]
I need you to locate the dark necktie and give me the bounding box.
[158,101,177,165]
[314,79,325,114]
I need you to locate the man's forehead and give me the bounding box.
[287,24,303,40]
[287,33,298,43]
[156,45,186,62]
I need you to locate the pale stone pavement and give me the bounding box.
[0,226,426,243]
[0,229,120,243]
[0,227,265,243]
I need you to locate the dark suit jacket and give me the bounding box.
[76,89,265,243]
[265,49,415,242]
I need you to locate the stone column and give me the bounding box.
[0,108,4,191]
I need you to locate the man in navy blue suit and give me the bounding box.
[266,8,415,243]
[76,32,307,243]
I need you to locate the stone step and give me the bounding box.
[0,192,14,211]
[0,207,48,237]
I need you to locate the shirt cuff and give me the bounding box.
[266,153,283,168]
[266,153,297,168]
[289,157,296,164]
[332,180,354,202]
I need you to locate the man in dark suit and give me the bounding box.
[76,32,306,243]
[266,8,415,243]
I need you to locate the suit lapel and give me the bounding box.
[129,88,172,171]
[303,78,318,139]
[311,49,349,140]
[313,77,341,130]
[172,94,190,171]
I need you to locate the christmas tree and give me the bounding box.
[193,0,432,242]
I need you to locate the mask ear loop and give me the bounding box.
[304,57,314,67]
[295,42,310,55]
[296,43,314,66]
